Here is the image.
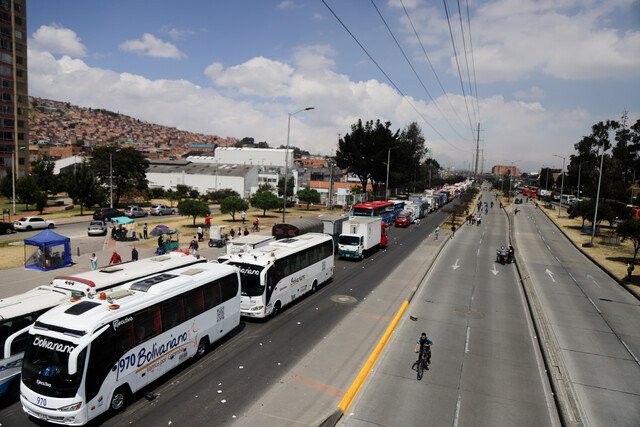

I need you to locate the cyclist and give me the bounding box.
[414,332,432,368]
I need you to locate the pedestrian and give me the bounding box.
[434,226,440,240]
[131,246,139,261]
[230,228,236,239]
[197,226,204,242]
[243,227,249,236]
[477,214,482,226]
[238,227,242,236]
[157,234,164,248]
[189,236,199,256]
[90,253,97,270]
[204,214,211,227]
[451,225,456,237]
[143,223,148,239]
[241,210,246,224]
[109,251,122,265]
[627,263,635,281]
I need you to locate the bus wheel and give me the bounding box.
[272,301,282,317]
[196,337,209,357]
[311,280,318,293]
[110,386,130,412]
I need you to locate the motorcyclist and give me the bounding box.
[508,245,515,263]
[497,246,507,263]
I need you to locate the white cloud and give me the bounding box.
[514,86,545,100]
[205,57,294,97]
[119,33,185,59]
[400,0,640,82]
[30,24,86,57]
[277,1,298,10]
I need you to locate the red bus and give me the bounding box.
[351,201,395,225]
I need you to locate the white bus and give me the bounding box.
[0,252,203,400]
[225,233,334,318]
[19,262,241,425]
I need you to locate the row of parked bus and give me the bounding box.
[1,232,335,425]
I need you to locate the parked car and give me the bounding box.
[87,220,108,236]
[93,207,125,221]
[150,204,176,216]
[394,211,412,228]
[124,205,148,218]
[13,217,55,231]
[0,221,15,234]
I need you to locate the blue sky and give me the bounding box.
[27,0,640,172]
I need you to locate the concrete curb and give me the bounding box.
[537,206,640,302]
[506,206,582,426]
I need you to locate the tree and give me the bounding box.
[188,188,200,199]
[35,191,48,214]
[250,191,280,216]
[206,188,240,203]
[297,187,320,210]
[16,175,39,210]
[62,162,105,215]
[30,155,58,195]
[89,145,149,206]
[277,176,295,199]
[335,119,399,193]
[220,196,248,221]
[618,218,640,263]
[0,174,11,198]
[175,184,191,201]
[166,189,179,207]
[148,187,165,199]
[389,122,427,193]
[178,199,210,226]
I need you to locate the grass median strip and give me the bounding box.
[337,299,409,413]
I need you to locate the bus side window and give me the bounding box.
[161,297,184,332]
[183,290,204,320]
[133,306,161,345]
[220,274,239,302]
[203,281,222,310]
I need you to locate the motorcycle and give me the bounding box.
[496,247,508,264]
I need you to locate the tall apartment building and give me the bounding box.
[0,0,28,178]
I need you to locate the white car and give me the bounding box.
[13,216,55,231]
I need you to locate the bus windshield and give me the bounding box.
[21,335,86,398]
[230,262,264,297]
[352,207,372,216]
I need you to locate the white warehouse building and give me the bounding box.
[146,160,258,198]
[187,147,293,168]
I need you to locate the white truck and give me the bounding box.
[338,217,382,260]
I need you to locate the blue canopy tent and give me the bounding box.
[24,229,72,271]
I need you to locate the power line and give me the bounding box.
[399,0,467,131]
[456,0,477,123]
[370,0,470,143]
[443,0,475,140]
[465,0,480,123]
[321,0,465,151]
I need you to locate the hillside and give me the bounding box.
[28,97,237,159]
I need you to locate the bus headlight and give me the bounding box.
[59,402,82,412]
[250,305,264,311]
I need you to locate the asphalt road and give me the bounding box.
[0,202,456,425]
[514,202,640,425]
[344,189,558,426]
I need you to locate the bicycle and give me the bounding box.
[412,347,431,380]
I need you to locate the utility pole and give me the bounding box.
[473,123,481,178]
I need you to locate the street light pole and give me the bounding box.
[577,162,581,200]
[554,154,565,217]
[282,107,314,223]
[590,142,606,246]
[385,147,391,200]
[508,161,520,203]
[11,150,16,215]
[109,153,113,208]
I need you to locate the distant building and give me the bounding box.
[214,147,293,168]
[0,1,28,178]
[146,160,259,198]
[492,165,521,176]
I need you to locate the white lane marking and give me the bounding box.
[568,272,576,282]
[479,239,482,245]
[555,256,561,263]
[586,274,601,288]
[587,297,601,314]
[465,326,470,353]
[546,244,551,250]
[541,236,545,241]
[477,248,480,257]
[545,269,556,283]
[620,339,640,366]
[453,394,461,427]
[491,264,499,276]
[452,259,460,270]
